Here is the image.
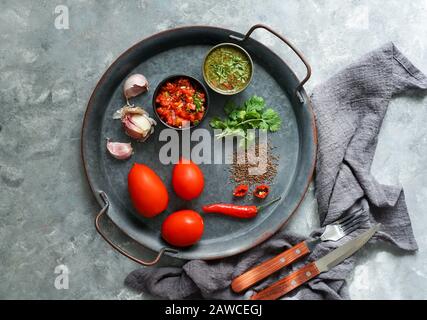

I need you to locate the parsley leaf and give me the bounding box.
[209,95,283,148]
[262,108,282,131]
[245,95,265,113]
[209,117,227,130]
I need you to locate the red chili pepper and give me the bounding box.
[253,184,270,199]
[202,197,281,219]
[233,184,249,197]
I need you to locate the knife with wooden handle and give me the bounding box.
[231,240,320,293]
[250,225,379,300]
[232,208,367,293]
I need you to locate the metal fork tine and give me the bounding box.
[347,207,364,217]
[342,219,367,236]
[320,207,369,242]
[333,207,364,225]
[337,211,363,228]
[333,213,355,225]
[341,215,369,233]
[340,214,360,229]
[349,207,364,215]
[339,212,364,229]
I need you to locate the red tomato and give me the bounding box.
[128,163,169,218]
[161,210,204,247]
[172,158,204,200]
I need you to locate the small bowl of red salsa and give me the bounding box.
[153,75,209,129]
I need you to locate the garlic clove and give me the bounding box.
[123,74,149,100]
[113,105,143,120]
[131,114,151,132]
[106,139,133,160]
[120,106,156,141]
[122,114,145,139]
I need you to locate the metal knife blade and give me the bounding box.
[315,224,379,273]
[250,225,379,300]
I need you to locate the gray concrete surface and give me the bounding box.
[0,0,426,299]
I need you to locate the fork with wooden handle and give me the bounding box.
[251,224,379,300]
[231,208,367,293]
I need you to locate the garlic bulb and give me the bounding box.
[123,74,149,102]
[120,106,156,141]
[106,139,133,160]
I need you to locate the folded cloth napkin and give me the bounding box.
[125,43,427,300]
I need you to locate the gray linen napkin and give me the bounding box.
[125,43,427,300]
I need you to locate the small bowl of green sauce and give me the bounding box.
[202,43,253,95]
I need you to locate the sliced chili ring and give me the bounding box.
[233,184,249,197]
[253,185,270,199]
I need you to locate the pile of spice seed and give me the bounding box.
[229,142,279,186]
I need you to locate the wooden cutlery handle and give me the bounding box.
[231,241,311,293]
[250,262,320,300]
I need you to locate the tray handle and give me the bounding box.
[230,24,311,103]
[95,191,178,266]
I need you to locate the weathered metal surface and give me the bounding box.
[81,25,317,261]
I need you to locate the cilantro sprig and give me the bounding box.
[193,93,203,112]
[209,95,282,147]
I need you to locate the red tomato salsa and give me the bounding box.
[155,77,206,128]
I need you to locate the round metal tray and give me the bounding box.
[81,25,316,264]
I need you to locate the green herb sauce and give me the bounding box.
[204,45,252,93]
